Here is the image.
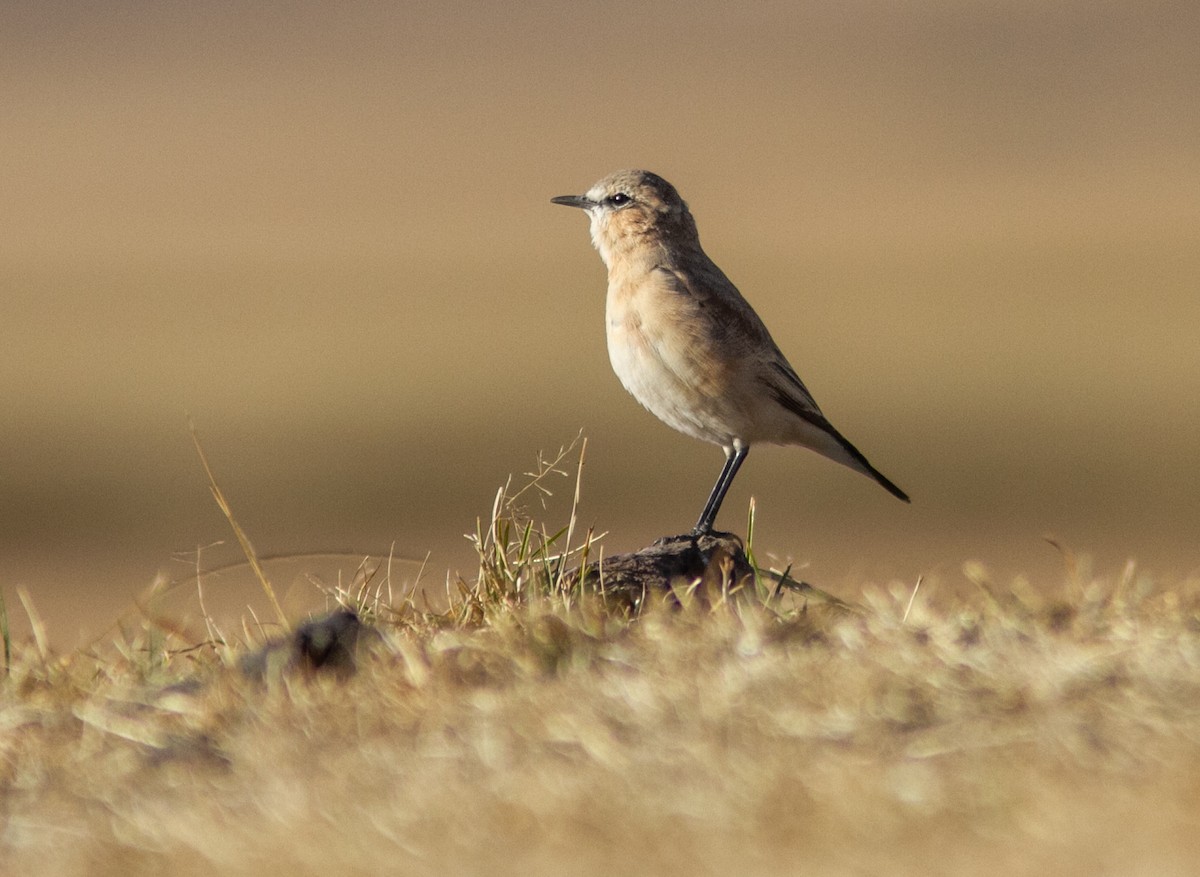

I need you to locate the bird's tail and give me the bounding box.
[766,378,910,502]
[827,429,910,502]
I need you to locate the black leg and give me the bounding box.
[692,446,749,535]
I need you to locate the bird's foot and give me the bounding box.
[691,527,741,543]
[652,529,743,551]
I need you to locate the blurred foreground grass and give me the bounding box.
[2,448,1200,876]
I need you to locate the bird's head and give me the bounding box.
[552,170,696,268]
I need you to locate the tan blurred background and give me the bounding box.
[3,1,1199,645]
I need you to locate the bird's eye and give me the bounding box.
[608,192,631,206]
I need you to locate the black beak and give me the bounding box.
[551,194,594,210]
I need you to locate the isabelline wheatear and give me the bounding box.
[552,169,909,536]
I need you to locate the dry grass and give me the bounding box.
[3,449,1200,876]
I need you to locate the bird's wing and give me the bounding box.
[653,264,823,415]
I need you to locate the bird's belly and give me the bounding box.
[606,318,743,447]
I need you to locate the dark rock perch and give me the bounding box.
[565,531,758,612]
[565,531,856,616]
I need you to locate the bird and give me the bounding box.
[551,169,909,537]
